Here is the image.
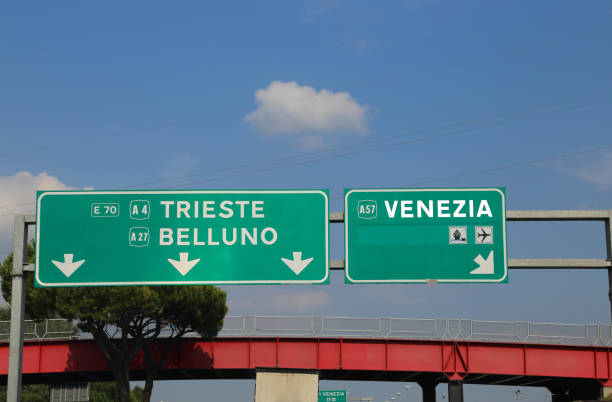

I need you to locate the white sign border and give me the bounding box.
[344,188,507,283]
[36,190,329,286]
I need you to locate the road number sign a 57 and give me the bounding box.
[345,188,508,283]
[35,190,329,287]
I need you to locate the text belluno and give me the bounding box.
[157,200,278,247]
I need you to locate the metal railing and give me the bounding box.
[4,316,611,347]
[0,318,78,342]
[218,316,612,346]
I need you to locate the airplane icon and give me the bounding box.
[475,226,493,244]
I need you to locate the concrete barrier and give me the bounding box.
[255,369,319,402]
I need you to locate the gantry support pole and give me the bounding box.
[606,211,612,323]
[7,215,35,402]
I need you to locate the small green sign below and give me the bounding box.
[35,190,329,287]
[345,188,507,283]
[318,390,347,402]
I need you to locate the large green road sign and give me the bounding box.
[345,188,507,283]
[318,390,346,402]
[35,190,329,287]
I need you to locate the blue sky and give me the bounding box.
[2,1,612,400]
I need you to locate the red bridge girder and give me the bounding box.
[1,337,611,388]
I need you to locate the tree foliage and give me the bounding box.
[90,382,144,402]
[0,384,49,402]
[0,241,58,319]
[0,383,143,402]
[0,304,10,320]
[1,245,228,402]
[56,285,227,400]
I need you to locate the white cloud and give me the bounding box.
[0,172,79,257]
[570,151,612,189]
[244,81,369,148]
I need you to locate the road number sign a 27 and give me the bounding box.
[344,188,508,283]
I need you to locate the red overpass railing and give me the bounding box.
[0,335,610,394]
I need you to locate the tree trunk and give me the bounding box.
[116,376,131,402]
[142,375,154,402]
[89,321,142,402]
[141,337,181,402]
[141,343,158,402]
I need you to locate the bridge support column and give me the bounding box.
[603,386,612,399]
[550,392,570,402]
[569,384,603,401]
[255,369,318,402]
[418,381,437,402]
[448,381,463,402]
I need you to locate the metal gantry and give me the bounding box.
[6,210,612,401]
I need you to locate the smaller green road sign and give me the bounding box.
[35,190,329,286]
[345,188,507,283]
[318,390,346,402]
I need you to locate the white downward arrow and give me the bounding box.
[51,254,85,277]
[281,252,314,275]
[470,250,495,274]
[168,252,200,276]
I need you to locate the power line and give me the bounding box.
[326,143,612,200]
[1,143,611,217]
[117,91,612,189]
[0,201,33,210]
[405,144,612,186]
[0,91,345,161]
[0,210,34,218]
[0,92,610,210]
[159,97,612,189]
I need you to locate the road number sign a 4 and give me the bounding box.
[345,188,508,283]
[35,190,329,287]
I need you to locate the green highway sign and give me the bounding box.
[35,190,329,287]
[345,188,507,283]
[318,390,346,402]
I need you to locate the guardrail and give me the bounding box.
[3,316,612,347]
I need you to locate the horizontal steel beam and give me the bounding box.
[506,210,611,221]
[509,258,612,269]
[5,337,612,385]
[23,211,612,225]
[329,212,344,223]
[330,259,612,271]
[330,260,344,270]
[330,210,612,223]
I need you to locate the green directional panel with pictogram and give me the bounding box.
[345,188,507,283]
